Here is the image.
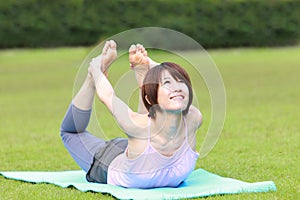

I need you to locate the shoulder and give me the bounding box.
[186,105,202,129]
[124,112,149,138]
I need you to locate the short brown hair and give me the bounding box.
[141,62,193,118]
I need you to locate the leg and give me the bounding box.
[129,44,159,113]
[72,40,117,110]
[72,74,95,111]
[60,41,117,171]
[60,104,106,172]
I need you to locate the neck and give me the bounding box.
[151,111,184,140]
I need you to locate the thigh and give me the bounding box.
[61,130,106,172]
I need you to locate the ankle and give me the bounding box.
[86,74,96,89]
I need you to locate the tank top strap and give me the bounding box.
[147,117,151,143]
[182,116,189,142]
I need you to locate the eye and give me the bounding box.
[163,80,170,85]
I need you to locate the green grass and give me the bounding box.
[0,46,299,199]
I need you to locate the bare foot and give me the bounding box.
[128,44,160,88]
[90,40,117,77]
[129,44,160,71]
[129,44,150,69]
[101,40,117,75]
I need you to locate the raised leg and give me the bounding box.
[60,104,106,172]
[60,40,117,171]
[73,40,117,111]
[129,44,159,113]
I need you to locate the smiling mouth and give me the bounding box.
[170,95,184,100]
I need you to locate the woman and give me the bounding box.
[60,40,202,188]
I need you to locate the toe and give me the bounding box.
[136,44,143,52]
[143,49,148,56]
[109,40,117,49]
[129,44,137,54]
[104,41,110,48]
[102,41,109,54]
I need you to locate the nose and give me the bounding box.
[171,82,182,92]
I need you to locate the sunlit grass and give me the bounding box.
[0,46,299,199]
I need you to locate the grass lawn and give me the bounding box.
[0,45,299,199]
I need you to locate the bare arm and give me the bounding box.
[89,61,147,136]
[188,105,203,130]
[186,105,202,150]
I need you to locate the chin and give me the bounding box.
[165,107,186,114]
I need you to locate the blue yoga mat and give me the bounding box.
[0,168,276,199]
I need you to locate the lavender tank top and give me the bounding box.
[107,117,199,188]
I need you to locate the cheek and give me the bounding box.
[182,84,189,95]
[183,85,191,102]
[157,88,169,102]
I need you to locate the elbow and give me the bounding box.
[98,90,114,105]
[106,90,115,101]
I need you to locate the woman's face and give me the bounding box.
[157,70,189,113]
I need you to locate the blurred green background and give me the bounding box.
[0,0,299,49]
[1,0,299,199]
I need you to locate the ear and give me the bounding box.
[145,95,151,105]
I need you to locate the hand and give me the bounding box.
[88,56,103,82]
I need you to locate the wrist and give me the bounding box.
[93,70,104,85]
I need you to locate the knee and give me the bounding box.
[60,117,79,134]
[60,130,74,145]
[60,130,67,142]
[60,104,91,133]
[60,122,72,137]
